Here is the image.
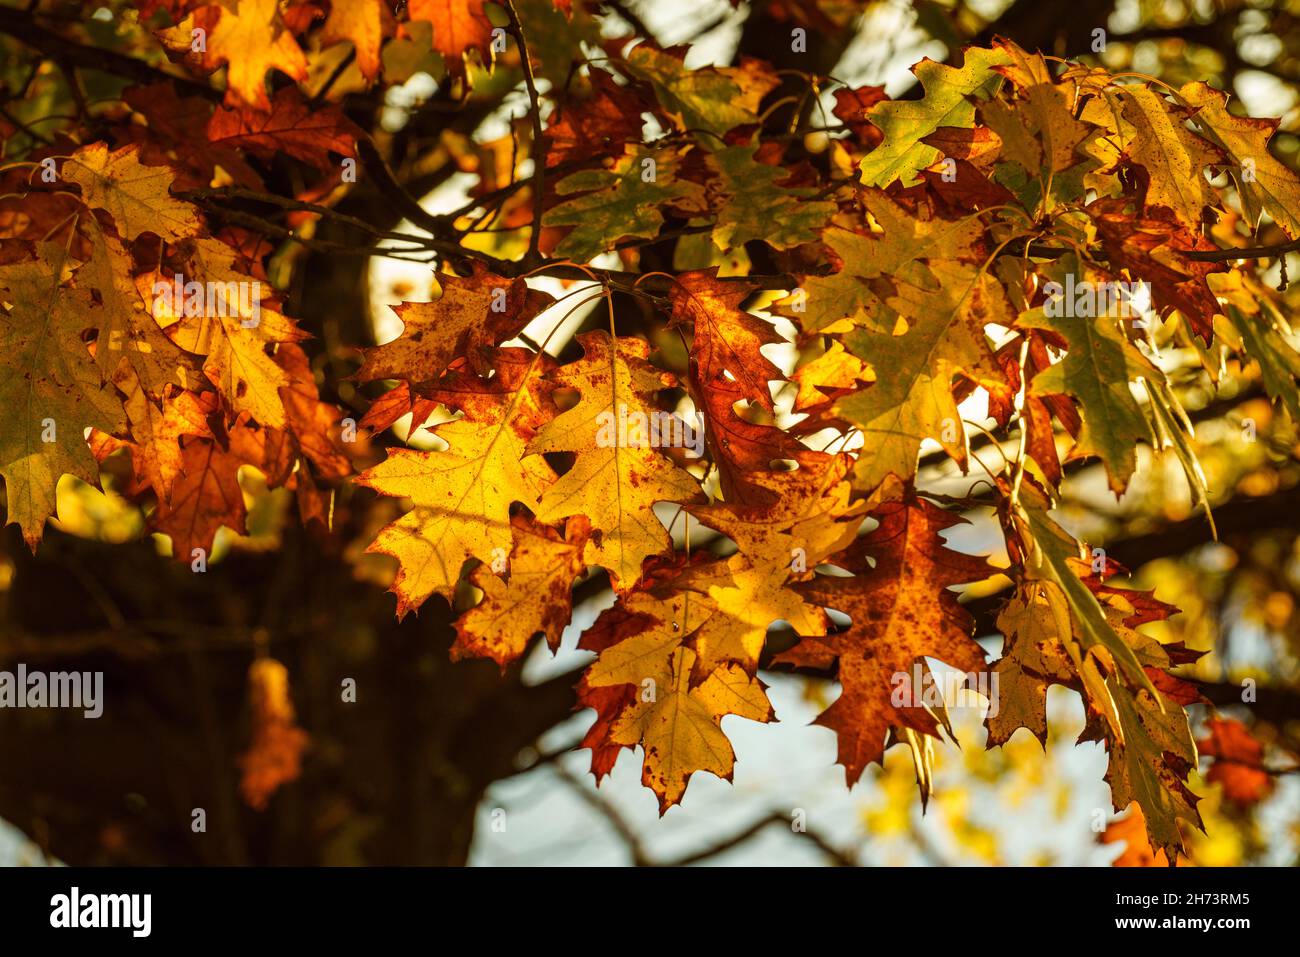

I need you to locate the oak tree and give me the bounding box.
[1,0,1297,866]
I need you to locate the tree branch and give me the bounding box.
[504,0,546,268]
[0,6,218,101]
[1182,235,1300,263]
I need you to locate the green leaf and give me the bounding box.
[1142,375,1215,537]
[1226,303,1300,422]
[543,146,705,262]
[858,46,1010,189]
[624,46,775,138]
[1105,681,1201,858]
[1019,270,1157,493]
[708,145,834,251]
[1017,500,1157,697]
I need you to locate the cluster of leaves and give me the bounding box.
[2,1,1298,858]
[0,137,357,558]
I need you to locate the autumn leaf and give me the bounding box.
[407,0,496,71]
[120,82,263,191]
[544,69,647,169]
[92,384,218,504]
[1088,199,1224,341]
[832,84,888,146]
[163,237,309,429]
[686,468,865,676]
[1114,87,1222,230]
[0,244,126,548]
[579,586,773,810]
[858,45,1010,188]
[791,340,873,412]
[525,331,703,589]
[206,88,362,170]
[150,417,268,559]
[668,271,806,505]
[357,267,553,398]
[1182,80,1300,238]
[320,0,387,80]
[783,485,992,784]
[452,514,590,668]
[161,0,309,111]
[982,80,1099,212]
[1010,491,1156,695]
[64,142,202,243]
[835,257,1012,490]
[357,356,557,615]
[984,584,1075,748]
[1198,717,1275,807]
[777,190,986,335]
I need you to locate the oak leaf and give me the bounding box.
[526,331,703,591]
[1019,294,1157,493]
[163,237,309,429]
[357,268,552,398]
[858,46,1010,188]
[783,487,991,784]
[0,244,127,548]
[579,586,773,810]
[623,45,777,138]
[835,258,1012,490]
[452,515,590,668]
[356,360,557,615]
[206,88,361,170]
[1182,81,1300,238]
[64,142,202,243]
[150,417,268,559]
[543,146,706,262]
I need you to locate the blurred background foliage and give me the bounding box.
[1,0,1298,865]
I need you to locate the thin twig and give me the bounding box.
[504,0,546,267]
[552,763,651,866]
[310,47,356,107]
[1182,235,1300,262]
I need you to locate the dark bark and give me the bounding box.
[0,523,576,865]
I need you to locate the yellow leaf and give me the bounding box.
[452,515,590,668]
[526,331,703,590]
[64,143,202,243]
